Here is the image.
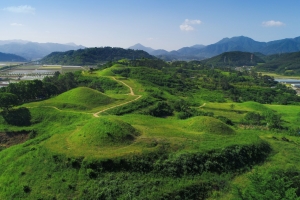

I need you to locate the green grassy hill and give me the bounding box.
[187,116,235,135]
[70,117,139,147]
[1,58,300,199]
[34,87,115,111]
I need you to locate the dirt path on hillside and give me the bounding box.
[93,77,142,117]
[26,77,141,118]
[112,77,135,95]
[26,105,93,115]
[199,103,206,108]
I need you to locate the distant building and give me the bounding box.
[235,66,254,72]
[291,84,300,88]
[0,81,10,88]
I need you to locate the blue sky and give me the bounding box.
[0,0,299,50]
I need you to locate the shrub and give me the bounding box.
[242,112,264,125]
[215,116,234,126]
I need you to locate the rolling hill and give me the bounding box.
[40,47,156,65]
[1,52,300,199]
[41,87,115,110]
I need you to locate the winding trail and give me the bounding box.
[92,77,142,117]
[199,103,206,108]
[26,77,142,118]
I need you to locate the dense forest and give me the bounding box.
[256,51,300,75]
[200,51,265,67]
[40,47,156,65]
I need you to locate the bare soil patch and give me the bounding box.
[0,131,30,148]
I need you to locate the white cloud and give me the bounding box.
[10,23,24,26]
[262,20,285,27]
[180,24,194,31]
[180,19,202,31]
[3,5,35,14]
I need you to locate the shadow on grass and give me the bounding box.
[2,107,31,126]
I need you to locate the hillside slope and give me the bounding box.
[40,47,156,65]
[41,87,115,110]
[201,51,265,67]
[0,52,27,62]
[256,51,300,74]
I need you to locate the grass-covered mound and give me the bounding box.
[45,87,115,110]
[241,101,270,112]
[187,116,235,135]
[70,117,139,147]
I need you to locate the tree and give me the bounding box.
[243,112,263,125]
[0,93,19,112]
[263,110,283,129]
[148,101,173,117]
[236,170,300,200]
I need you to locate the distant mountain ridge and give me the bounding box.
[0,52,27,62]
[129,43,207,61]
[198,36,300,57]
[129,36,300,61]
[0,40,85,61]
[40,47,155,65]
[129,43,155,54]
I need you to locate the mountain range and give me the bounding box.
[0,40,85,61]
[0,52,27,62]
[1,36,300,62]
[129,36,300,61]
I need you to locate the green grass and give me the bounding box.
[27,87,115,111]
[186,116,235,135]
[266,104,300,129]
[214,132,300,199]
[204,101,270,112]
[40,113,259,159]
[1,69,300,199]
[70,117,139,146]
[259,72,300,79]
[95,64,127,76]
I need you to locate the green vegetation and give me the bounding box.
[201,51,265,67]
[187,116,235,135]
[1,56,300,199]
[36,87,115,111]
[256,51,300,75]
[40,47,156,65]
[0,93,19,111]
[70,117,139,147]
